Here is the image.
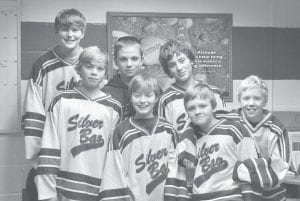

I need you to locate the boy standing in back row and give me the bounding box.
[22,8,86,200]
[103,36,144,120]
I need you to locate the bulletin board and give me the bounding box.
[0,6,20,133]
[107,12,232,101]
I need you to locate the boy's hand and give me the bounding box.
[183,159,195,169]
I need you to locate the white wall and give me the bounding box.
[21,0,298,27]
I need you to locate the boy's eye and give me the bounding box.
[119,57,127,62]
[145,92,154,98]
[130,57,139,62]
[71,27,81,32]
[178,58,185,64]
[254,96,262,101]
[132,93,141,98]
[97,66,105,71]
[187,106,195,112]
[168,62,176,69]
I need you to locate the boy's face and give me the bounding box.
[240,88,266,124]
[168,52,193,83]
[79,60,106,90]
[57,25,84,51]
[115,45,143,81]
[186,97,215,129]
[131,89,157,119]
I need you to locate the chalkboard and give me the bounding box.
[0,6,20,133]
[107,12,232,100]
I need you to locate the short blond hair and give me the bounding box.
[129,72,161,98]
[76,46,109,74]
[184,83,217,110]
[238,75,268,104]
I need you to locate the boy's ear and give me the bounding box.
[263,99,268,107]
[80,30,85,39]
[141,53,144,62]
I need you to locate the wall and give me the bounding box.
[1,0,300,200]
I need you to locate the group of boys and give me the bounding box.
[22,8,292,201]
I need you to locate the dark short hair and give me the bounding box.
[159,39,195,77]
[54,8,86,33]
[113,36,143,62]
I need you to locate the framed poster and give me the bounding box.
[107,12,232,101]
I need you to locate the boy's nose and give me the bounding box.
[91,68,98,75]
[127,59,133,67]
[139,95,146,102]
[176,63,184,70]
[195,107,202,114]
[67,30,74,36]
[248,98,255,105]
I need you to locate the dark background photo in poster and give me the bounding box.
[107,12,232,101]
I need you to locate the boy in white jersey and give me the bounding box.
[176,83,259,201]
[100,73,185,201]
[22,9,86,200]
[217,75,291,200]
[35,46,122,201]
[157,39,224,135]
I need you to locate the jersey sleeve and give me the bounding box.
[164,127,191,201]
[35,98,61,200]
[99,128,131,201]
[22,59,47,160]
[23,79,46,160]
[112,106,121,127]
[157,96,172,123]
[177,127,197,168]
[275,124,292,171]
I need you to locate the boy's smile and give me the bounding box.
[240,88,266,124]
[58,25,84,51]
[132,90,156,119]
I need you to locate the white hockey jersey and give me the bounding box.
[178,118,258,201]
[157,83,225,134]
[99,117,182,201]
[217,109,291,201]
[22,47,82,160]
[35,88,122,201]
